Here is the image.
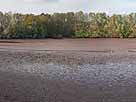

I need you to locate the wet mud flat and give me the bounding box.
[0,51,136,102]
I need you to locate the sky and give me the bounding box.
[0,0,136,14]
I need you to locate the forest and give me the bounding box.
[0,11,136,39]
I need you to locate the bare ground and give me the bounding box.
[0,39,136,102]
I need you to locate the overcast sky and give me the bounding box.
[0,0,136,14]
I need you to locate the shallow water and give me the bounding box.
[2,62,136,88]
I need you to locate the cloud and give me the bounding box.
[89,0,136,14]
[23,0,59,3]
[0,0,136,14]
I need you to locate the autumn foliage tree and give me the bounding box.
[0,11,136,39]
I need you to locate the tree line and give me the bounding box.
[0,11,136,39]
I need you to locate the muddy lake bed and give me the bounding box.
[0,39,136,102]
